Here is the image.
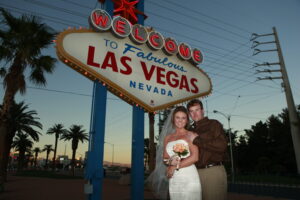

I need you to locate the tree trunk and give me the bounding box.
[0,60,24,190]
[71,149,76,176]
[148,113,155,172]
[52,136,58,170]
[3,133,14,181]
[17,150,25,171]
[34,154,38,168]
[0,127,7,192]
[45,153,49,169]
[0,122,14,188]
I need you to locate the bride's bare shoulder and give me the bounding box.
[164,134,172,142]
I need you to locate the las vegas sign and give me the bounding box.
[55,9,212,112]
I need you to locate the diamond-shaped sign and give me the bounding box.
[56,29,212,112]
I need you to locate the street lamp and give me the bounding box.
[105,141,114,166]
[213,110,235,183]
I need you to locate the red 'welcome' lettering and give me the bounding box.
[116,20,126,34]
[179,45,190,57]
[193,50,201,62]
[149,34,159,47]
[134,28,144,41]
[165,40,176,52]
[93,13,109,27]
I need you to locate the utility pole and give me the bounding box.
[105,142,114,166]
[64,144,66,156]
[213,110,235,182]
[251,27,300,174]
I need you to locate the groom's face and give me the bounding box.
[188,104,204,122]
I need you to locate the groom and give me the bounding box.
[187,99,228,200]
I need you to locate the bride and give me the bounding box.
[147,106,201,200]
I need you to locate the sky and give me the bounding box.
[1,0,300,165]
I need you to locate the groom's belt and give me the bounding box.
[200,162,223,169]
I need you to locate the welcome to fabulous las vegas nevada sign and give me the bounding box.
[55,9,212,112]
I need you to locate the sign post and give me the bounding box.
[84,1,113,200]
[131,2,145,199]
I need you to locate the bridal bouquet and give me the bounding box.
[172,143,189,171]
[173,143,189,158]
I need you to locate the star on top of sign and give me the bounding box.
[112,0,147,24]
[97,0,147,24]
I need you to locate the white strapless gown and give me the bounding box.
[166,139,201,200]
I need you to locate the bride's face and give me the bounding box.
[173,111,188,129]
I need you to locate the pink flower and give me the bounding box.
[173,143,189,158]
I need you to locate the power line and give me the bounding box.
[153,26,259,66]
[0,4,86,27]
[207,0,270,28]
[235,110,283,115]
[230,114,266,120]
[0,82,120,100]
[147,10,246,46]
[161,0,253,34]
[21,0,88,18]
[59,0,93,10]
[222,92,282,111]
[148,1,249,40]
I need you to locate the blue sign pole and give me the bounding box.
[85,2,114,200]
[88,82,107,200]
[131,106,145,200]
[131,2,145,200]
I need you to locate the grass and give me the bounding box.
[14,170,83,179]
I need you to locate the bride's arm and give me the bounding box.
[163,135,171,165]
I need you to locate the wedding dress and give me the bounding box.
[166,139,201,200]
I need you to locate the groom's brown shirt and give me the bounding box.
[190,117,228,169]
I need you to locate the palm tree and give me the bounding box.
[0,101,42,181]
[61,125,88,176]
[47,124,67,170]
[0,9,56,186]
[33,147,41,168]
[42,145,54,169]
[12,133,33,171]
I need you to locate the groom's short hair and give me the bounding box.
[187,99,203,110]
